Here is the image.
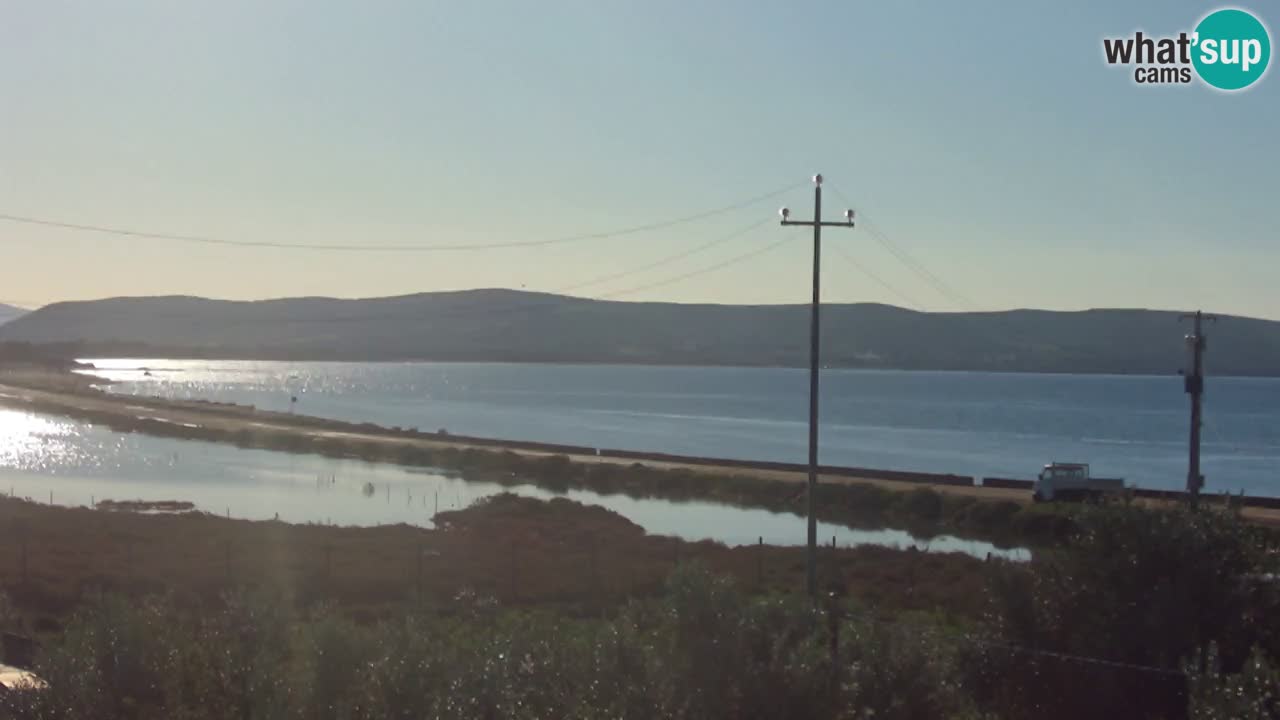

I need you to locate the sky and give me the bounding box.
[1,0,1277,318]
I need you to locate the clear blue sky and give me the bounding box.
[2,1,1277,317]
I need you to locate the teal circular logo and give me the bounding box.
[1192,8,1271,90]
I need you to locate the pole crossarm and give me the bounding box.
[781,220,857,228]
[1179,313,1218,322]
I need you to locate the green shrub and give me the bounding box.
[955,499,1021,530]
[968,503,1276,720]
[895,488,944,525]
[0,566,981,720]
[841,618,972,719]
[1188,645,1280,720]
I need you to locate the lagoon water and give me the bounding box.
[82,359,1280,496]
[0,408,1025,559]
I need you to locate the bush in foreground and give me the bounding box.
[3,565,980,720]
[966,502,1279,720]
[3,502,1276,720]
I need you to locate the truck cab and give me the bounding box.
[1033,462,1124,502]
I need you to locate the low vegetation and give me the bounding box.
[1,497,1277,719]
[0,493,995,625]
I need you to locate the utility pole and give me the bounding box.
[779,174,856,598]
[1180,310,1216,504]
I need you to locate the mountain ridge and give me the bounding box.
[0,303,28,326]
[2,290,1277,376]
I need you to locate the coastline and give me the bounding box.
[68,351,1280,378]
[2,368,1278,542]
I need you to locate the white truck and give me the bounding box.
[1032,462,1125,502]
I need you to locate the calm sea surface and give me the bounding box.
[81,359,1280,496]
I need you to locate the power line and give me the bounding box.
[0,181,803,253]
[553,217,772,295]
[825,186,1095,365]
[828,187,979,310]
[5,219,779,327]
[863,220,978,309]
[374,218,776,318]
[828,242,925,311]
[599,228,788,299]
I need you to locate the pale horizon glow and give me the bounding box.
[2,1,1277,319]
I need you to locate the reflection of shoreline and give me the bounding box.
[2,374,1278,545]
[0,431,1027,561]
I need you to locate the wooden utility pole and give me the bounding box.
[779,174,856,598]
[1180,310,1216,504]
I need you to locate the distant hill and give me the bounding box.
[0,303,27,326]
[1,290,1278,375]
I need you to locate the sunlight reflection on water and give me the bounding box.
[0,407,1027,561]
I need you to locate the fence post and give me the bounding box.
[509,540,517,602]
[909,552,917,596]
[19,523,28,585]
[757,536,764,584]
[324,544,333,589]
[589,537,599,602]
[415,544,423,602]
[827,593,840,692]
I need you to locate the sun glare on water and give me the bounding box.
[0,409,82,472]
